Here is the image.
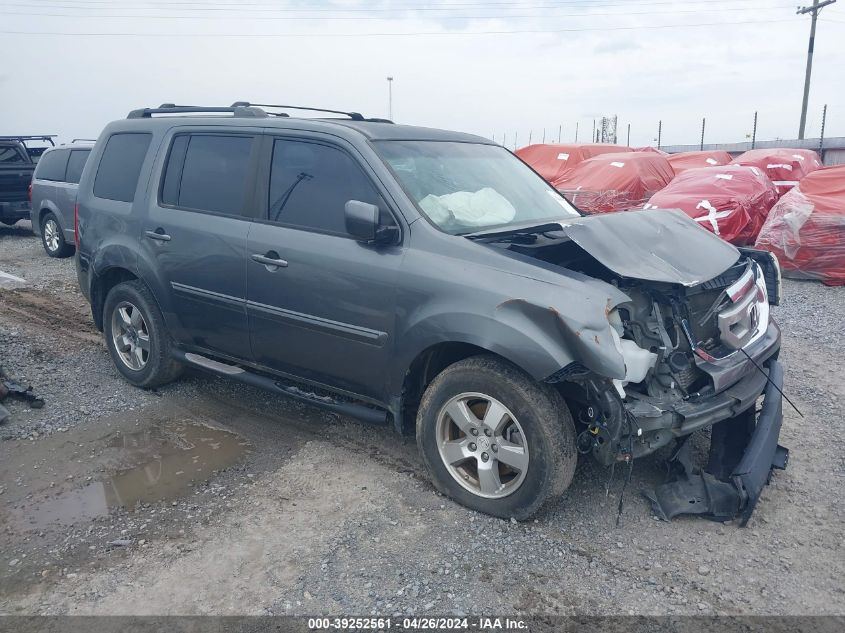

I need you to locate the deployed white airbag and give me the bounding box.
[419,188,516,227]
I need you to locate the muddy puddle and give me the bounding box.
[14,421,249,531]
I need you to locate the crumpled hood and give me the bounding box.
[556,208,740,286]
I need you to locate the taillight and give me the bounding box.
[27,183,32,202]
[74,203,80,246]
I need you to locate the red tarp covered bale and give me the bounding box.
[667,150,733,176]
[515,143,632,189]
[556,151,675,214]
[730,148,823,197]
[634,146,670,156]
[754,165,845,286]
[645,165,778,245]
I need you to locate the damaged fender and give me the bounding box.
[390,259,634,404]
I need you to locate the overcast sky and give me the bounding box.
[1,0,843,148]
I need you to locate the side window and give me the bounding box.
[93,133,152,203]
[0,145,26,164]
[268,139,388,235]
[64,149,91,185]
[160,135,189,205]
[33,149,69,181]
[160,134,253,216]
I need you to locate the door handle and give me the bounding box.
[251,252,288,268]
[145,229,171,242]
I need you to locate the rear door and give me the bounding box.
[57,149,91,241]
[140,130,259,360]
[245,134,404,400]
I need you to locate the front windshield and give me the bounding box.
[374,140,580,235]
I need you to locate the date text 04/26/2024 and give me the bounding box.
[307,616,529,630]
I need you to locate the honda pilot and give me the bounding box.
[74,103,788,522]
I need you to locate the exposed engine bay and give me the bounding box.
[473,211,788,523]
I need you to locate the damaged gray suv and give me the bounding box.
[75,103,788,522]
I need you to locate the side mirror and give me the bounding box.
[345,200,380,243]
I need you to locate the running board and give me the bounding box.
[175,351,389,426]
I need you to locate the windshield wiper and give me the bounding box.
[462,222,564,242]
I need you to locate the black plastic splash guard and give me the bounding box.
[643,360,789,526]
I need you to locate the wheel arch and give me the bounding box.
[37,201,61,229]
[90,267,140,331]
[394,338,550,436]
[89,237,178,338]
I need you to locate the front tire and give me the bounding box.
[103,280,183,389]
[40,212,74,258]
[416,355,577,520]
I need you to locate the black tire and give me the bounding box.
[416,355,577,520]
[40,212,74,258]
[103,280,183,389]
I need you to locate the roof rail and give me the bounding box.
[0,135,56,146]
[127,104,268,119]
[231,101,369,122]
[70,138,97,143]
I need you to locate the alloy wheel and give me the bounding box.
[44,219,60,252]
[435,392,529,499]
[111,301,150,371]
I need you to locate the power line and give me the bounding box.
[0,5,800,21]
[9,0,795,5]
[0,0,797,12]
[0,17,797,37]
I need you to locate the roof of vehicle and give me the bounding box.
[116,103,492,145]
[42,141,95,152]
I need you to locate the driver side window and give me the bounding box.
[267,138,395,236]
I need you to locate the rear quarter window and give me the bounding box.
[93,133,152,202]
[33,149,69,181]
[65,149,91,185]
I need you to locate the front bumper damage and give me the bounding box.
[643,360,789,526]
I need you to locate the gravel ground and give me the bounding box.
[1,222,844,616]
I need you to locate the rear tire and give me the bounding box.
[416,355,577,520]
[103,280,183,389]
[40,212,74,258]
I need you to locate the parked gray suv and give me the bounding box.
[75,103,788,522]
[30,143,93,257]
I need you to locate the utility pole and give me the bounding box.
[575,122,579,142]
[386,76,394,120]
[700,117,706,151]
[657,120,662,149]
[558,124,562,142]
[626,123,631,147]
[797,0,837,139]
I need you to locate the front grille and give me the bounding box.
[684,259,764,353]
